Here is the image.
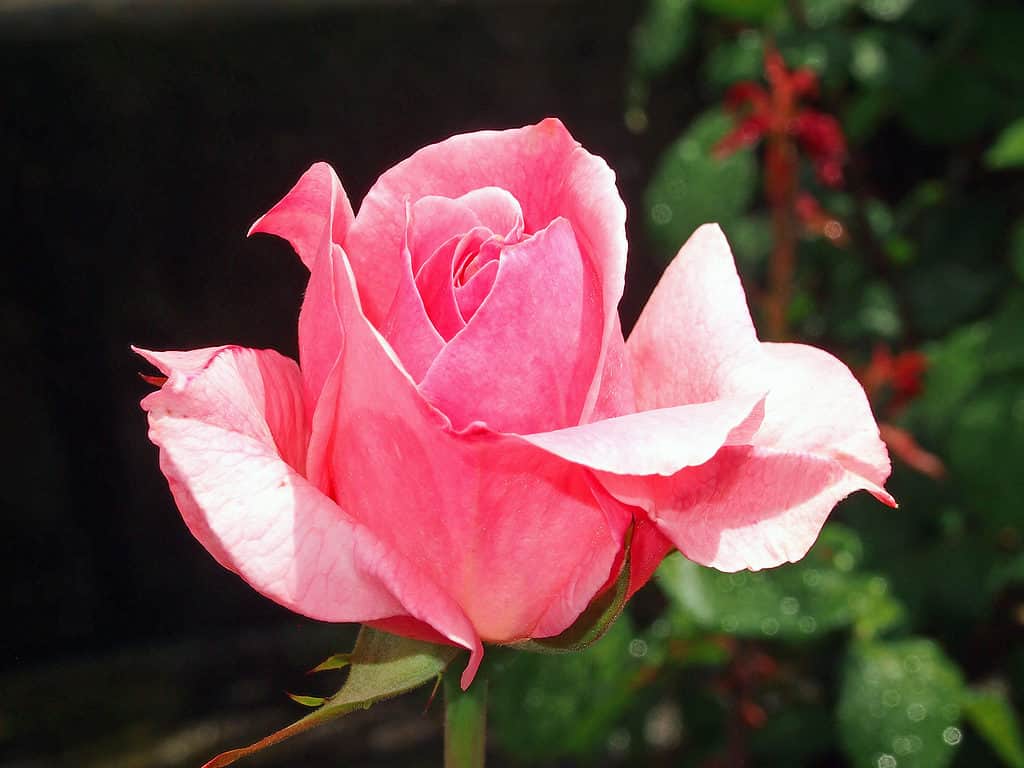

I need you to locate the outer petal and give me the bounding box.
[250,163,356,406]
[249,162,354,270]
[418,217,603,434]
[307,245,630,658]
[589,313,637,422]
[627,223,760,409]
[602,448,872,572]
[521,394,765,475]
[616,223,893,571]
[136,345,481,680]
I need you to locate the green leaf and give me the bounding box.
[201,627,459,767]
[838,638,965,768]
[697,0,782,22]
[630,0,695,78]
[899,65,1002,145]
[849,29,928,93]
[860,0,916,21]
[704,30,764,91]
[949,376,1024,531]
[963,686,1024,768]
[491,615,658,761]
[802,0,857,29]
[986,118,1024,169]
[644,109,757,261]
[657,524,905,642]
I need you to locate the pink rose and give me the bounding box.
[137,119,892,687]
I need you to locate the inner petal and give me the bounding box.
[407,196,482,274]
[455,187,524,241]
[455,258,499,321]
[416,226,492,340]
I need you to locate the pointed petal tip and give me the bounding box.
[459,638,485,690]
[875,488,898,508]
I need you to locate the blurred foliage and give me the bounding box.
[489,0,1024,765]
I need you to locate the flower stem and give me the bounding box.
[444,674,487,768]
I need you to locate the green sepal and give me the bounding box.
[201,626,460,768]
[513,528,632,654]
[285,692,326,708]
[307,652,351,674]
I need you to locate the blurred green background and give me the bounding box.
[2,0,1022,766]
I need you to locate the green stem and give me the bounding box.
[444,674,488,768]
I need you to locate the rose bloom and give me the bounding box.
[138,119,893,686]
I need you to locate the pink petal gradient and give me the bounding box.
[414,227,489,340]
[418,217,603,434]
[610,224,894,572]
[249,163,353,408]
[455,186,524,239]
[454,258,499,321]
[521,394,765,475]
[406,196,482,274]
[304,244,630,661]
[135,345,483,683]
[249,162,354,270]
[344,119,627,423]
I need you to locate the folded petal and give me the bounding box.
[455,186,524,239]
[344,120,626,358]
[407,196,482,274]
[251,163,356,406]
[627,223,761,408]
[753,342,893,498]
[454,259,498,321]
[418,217,603,434]
[521,393,764,475]
[588,313,637,422]
[614,224,893,571]
[308,245,630,654]
[601,447,874,572]
[249,162,354,270]
[137,345,481,681]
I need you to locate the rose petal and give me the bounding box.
[626,515,674,600]
[455,186,524,239]
[418,217,603,434]
[136,345,482,683]
[600,447,870,572]
[249,162,354,271]
[407,196,482,274]
[521,394,765,475]
[616,224,893,571]
[251,163,355,406]
[627,224,761,408]
[344,121,626,365]
[588,313,637,422]
[307,245,630,660]
[454,258,498,321]
[415,228,492,340]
